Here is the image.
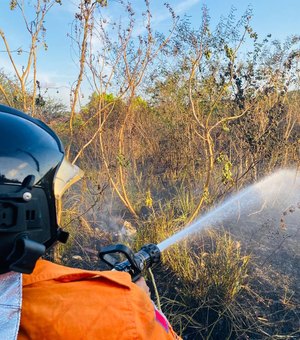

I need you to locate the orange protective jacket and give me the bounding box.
[18,259,181,340]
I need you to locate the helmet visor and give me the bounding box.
[54,158,84,199]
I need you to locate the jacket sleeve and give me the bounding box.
[127,280,181,339]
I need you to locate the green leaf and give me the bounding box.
[10,0,17,10]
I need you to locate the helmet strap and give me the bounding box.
[6,237,45,274]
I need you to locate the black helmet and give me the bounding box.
[0,104,83,274]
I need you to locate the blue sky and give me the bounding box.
[0,0,299,106]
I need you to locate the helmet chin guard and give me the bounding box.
[0,104,79,274]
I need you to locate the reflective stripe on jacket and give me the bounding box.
[18,259,180,340]
[0,271,22,340]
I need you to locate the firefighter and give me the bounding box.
[0,104,180,340]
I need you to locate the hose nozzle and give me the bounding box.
[99,243,161,282]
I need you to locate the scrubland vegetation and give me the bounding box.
[1,1,299,338]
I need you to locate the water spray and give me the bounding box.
[99,169,299,281]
